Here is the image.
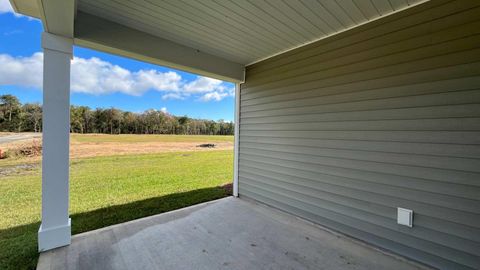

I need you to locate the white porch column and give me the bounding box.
[233,83,240,197]
[38,32,73,252]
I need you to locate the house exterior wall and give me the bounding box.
[238,1,480,269]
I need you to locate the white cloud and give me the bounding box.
[184,77,223,93]
[160,107,167,113]
[185,76,234,102]
[0,0,14,14]
[0,52,43,88]
[71,56,181,96]
[0,0,29,18]
[0,52,234,102]
[0,53,182,95]
[162,93,186,100]
[200,91,229,102]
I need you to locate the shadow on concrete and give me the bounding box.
[0,185,231,270]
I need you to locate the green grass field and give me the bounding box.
[0,135,233,270]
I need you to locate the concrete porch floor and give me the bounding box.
[37,197,429,270]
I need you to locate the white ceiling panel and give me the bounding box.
[77,0,427,65]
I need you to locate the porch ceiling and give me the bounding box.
[76,0,426,65]
[10,0,427,81]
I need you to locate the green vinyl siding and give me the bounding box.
[238,1,480,269]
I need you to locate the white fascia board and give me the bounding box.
[39,0,75,38]
[8,0,19,13]
[10,0,75,37]
[74,12,245,83]
[8,0,41,18]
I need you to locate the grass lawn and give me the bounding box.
[0,149,233,270]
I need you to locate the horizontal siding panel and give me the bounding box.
[240,184,480,270]
[245,43,480,95]
[242,61,480,102]
[241,76,480,107]
[240,118,480,131]
[239,164,480,224]
[241,90,480,116]
[240,168,480,225]
[240,142,480,172]
[240,136,480,158]
[240,130,480,145]
[241,104,480,123]
[240,151,480,187]
[239,182,480,269]
[239,158,480,201]
[240,189,472,270]
[239,173,480,256]
[239,2,480,269]
[247,16,480,84]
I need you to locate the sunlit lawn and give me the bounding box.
[0,149,233,270]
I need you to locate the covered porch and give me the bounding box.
[36,197,427,270]
[8,0,480,269]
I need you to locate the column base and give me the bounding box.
[38,218,71,252]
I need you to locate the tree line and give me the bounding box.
[0,94,234,135]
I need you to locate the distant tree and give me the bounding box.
[93,108,108,133]
[79,106,93,133]
[177,116,189,134]
[22,103,42,132]
[0,94,235,135]
[122,112,138,134]
[0,94,23,131]
[109,108,123,134]
[70,105,83,133]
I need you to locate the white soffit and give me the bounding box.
[76,0,427,66]
[10,0,428,81]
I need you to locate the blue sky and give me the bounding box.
[0,1,234,121]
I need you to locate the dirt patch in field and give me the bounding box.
[0,163,39,177]
[0,139,37,150]
[0,135,233,161]
[70,141,233,159]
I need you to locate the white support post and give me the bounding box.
[233,83,240,197]
[38,32,73,252]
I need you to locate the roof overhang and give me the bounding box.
[9,0,428,83]
[10,0,75,38]
[74,12,245,82]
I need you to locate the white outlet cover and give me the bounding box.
[397,208,413,227]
